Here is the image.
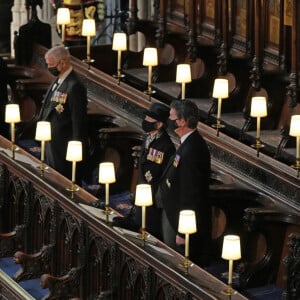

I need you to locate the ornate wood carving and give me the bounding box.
[283,233,300,299]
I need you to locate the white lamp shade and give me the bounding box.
[35,121,51,141]
[112,33,127,51]
[66,141,82,162]
[289,115,300,136]
[212,78,229,99]
[135,184,153,206]
[143,48,158,66]
[99,162,116,184]
[5,104,21,123]
[250,97,268,117]
[178,210,197,234]
[221,235,241,260]
[176,64,192,83]
[82,19,96,36]
[57,8,70,25]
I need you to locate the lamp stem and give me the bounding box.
[228,259,233,285]
[87,35,91,62]
[256,116,261,141]
[296,136,300,160]
[185,233,189,258]
[217,97,222,120]
[117,50,121,76]
[71,161,76,184]
[104,183,110,222]
[62,24,65,46]
[11,123,15,143]
[41,140,45,162]
[142,205,146,229]
[182,82,186,100]
[148,65,152,93]
[105,183,109,207]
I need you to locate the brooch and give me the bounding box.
[55,103,64,113]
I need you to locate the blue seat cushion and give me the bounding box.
[243,284,283,300]
[205,259,240,287]
[0,257,19,278]
[19,278,49,300]
[18,139,40,158]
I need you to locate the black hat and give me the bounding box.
[144,103,169,123]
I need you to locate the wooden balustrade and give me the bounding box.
[0,135,250,299]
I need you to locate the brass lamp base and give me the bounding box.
[9,144,19,159]
[291,160,300,177]
[66,183,80,192]
[212,122,225,137]
[37,163,49,177]
[178,257,193,275]
[102,206,112,215]
[251,140,264,157]
[144,89,156,96]
[221,285,237,296]
[82,58,95,69]
[113,73,125,85]
[211,123,225,129]
[102,206,112,223]
[37,164,49,171]
[137,229,148,246]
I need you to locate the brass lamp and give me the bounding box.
[176,64,192,100]
[250,96,267,157]
[289,115,300,177]
[143,47,158,97]
[212,78,229,136]
[82,19,96,66]
[56,7,70,47]
[112,32,127,84]
[66,141,82,193]
[5,104,21,158]
[99,162,116,222]
[35,121,51,176]
[221,235,241,296]
[178,210,197,275]
[134,184,153,246]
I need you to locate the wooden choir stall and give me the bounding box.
[0,0,300,299]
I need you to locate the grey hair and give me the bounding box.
[170,99,199,129]
[45,46,71,62]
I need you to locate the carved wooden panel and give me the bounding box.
[166,0,187,29]
[229,0,252,56]
[200,0,217,40]
[263,0,284,68]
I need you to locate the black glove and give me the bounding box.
[92,199,105,209]
[112,216,140,232]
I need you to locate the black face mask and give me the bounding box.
[167,119,178,131]
[142,120,157,133]
[48,66,60,77]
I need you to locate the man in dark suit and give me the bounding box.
[38,46,87,181]
[157,99,212,267]
[134,102,176,239]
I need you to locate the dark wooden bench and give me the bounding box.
[242,94,296,163]
[238,207,300,299]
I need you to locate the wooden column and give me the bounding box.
[128,0,138,34]
[156,0,166,48]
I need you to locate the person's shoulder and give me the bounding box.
[67,72,86,89]
[159,130,175,146]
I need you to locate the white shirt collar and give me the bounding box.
[180,129,195,144]
[57,66,72,85]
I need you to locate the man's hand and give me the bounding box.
[176,234,185,246]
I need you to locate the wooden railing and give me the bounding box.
[0,136,248,300]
